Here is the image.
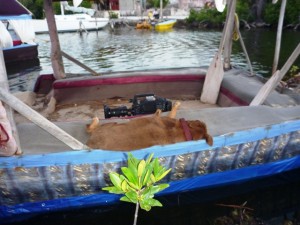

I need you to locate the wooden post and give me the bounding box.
[0,87,88,150]
[272,0,287,74]
[250,43,300,106]
[223,0,235,70]
[0,50,22,154]
[61,51,100,76]
[200,0,236,104]
[44,0,66,79]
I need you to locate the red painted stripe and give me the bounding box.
[220,87,249,106]
[53,75,205,89]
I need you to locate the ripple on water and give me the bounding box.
[7,28,300,92]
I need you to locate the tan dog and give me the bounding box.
[86,102,213,151]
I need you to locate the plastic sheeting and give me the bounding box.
[1,155,300,224]
[0,120,299,223]
[0,21,13,48]
[8,19,35,44]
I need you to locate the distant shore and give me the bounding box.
[110,17,300,31]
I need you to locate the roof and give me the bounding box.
[0,0,32,16]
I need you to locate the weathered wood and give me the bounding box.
[272,0,287,74]
[44,0,65,79]
[61,51,99,76]
[237,25,254,76]
[250,43,300,106]
[200,0,236,104]
[223,0,235,70]
[0,50,22,154]
[0,88,88,150]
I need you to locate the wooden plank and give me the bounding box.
[200,0,236,104]
[0,50,22,154]
[44,0,65,79]
[272,0,287,74]
[250,43,300,106]
[0,88,88,150]
[61,51,99,76]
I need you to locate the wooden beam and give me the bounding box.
[0,88,88,150]
[272,0,287,74]
[250,43,300,106]
[61,51,100,76]
[200,0,236,104]
[44,0,66,79]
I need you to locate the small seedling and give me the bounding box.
[103,153,171,225]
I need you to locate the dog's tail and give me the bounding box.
[86,117,99,133]
[205,134,213,146]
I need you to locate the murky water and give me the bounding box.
[7,27,300,92]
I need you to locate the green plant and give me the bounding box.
[103,153,171,225]
[109,11,119,19]
[283,65,300,81]
[147,0,169,9]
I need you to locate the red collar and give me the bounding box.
[179,118,193,141]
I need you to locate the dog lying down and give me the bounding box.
[86,102,213,151]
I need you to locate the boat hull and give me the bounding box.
[155,19,176,31]
[32,14,109,33]
[3,44,39,65]
[1,68,300,223]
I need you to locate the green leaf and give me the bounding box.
[139,198,162,211]
[127,181,140,190]
[142,168,152,186]
[120,196,134,203]
[102,186,125,194]
[128,153,139,169]
[147,198,163,207]
[143,186,160,199]
[125,190,138,203]
[156,183,170,192]
[145,153,154,165]
[121,180,128,192]
[156,168,172,182]
[109,172,123,189]
[140,200,152,211]
[137,160,146,177]
[121,167,137,185]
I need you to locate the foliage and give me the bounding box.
[19,0,92,19]
[236,1,253,22]
[186,8,226,25]
[186,1,252,26]
[264,0,300,25]
[146,0,169,9]
[283,65,300,82]
[109,11,119,19]
[102,153,171,211]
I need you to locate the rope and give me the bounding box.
[232,13,240,41]
[0,123,10,147]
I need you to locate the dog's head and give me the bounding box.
[187,120,213,146]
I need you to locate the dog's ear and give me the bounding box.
[205,134,213,146]
[188,120,213,146]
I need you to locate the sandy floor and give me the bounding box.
[13,92,218,124]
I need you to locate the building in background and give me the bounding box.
[91,0,213,17]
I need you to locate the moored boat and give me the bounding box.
[0,66,299,223]
[0,0,299,223]
[32,1,109,34]
[32,13,109,34]
[154,19,177,31]
[0,0,39,68]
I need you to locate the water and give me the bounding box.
[7,28,299,92]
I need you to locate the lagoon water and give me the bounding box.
[7,27,300,92]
